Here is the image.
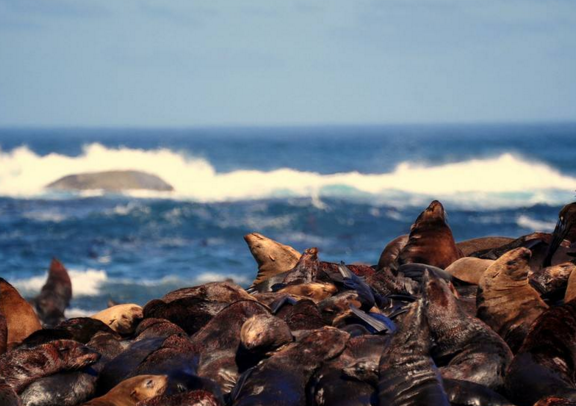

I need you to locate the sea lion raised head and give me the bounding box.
[544,202,576,267]
[240,314,293,353]
[92,304,143,335]
[281,247,320,286]
[0,278,42,348]
[396,200,462,270]
[33,258,72,327]
[85,374,168,406]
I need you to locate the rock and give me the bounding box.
[46,170,173,192]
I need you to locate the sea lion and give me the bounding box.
[134,318,186,341]
[92,304,143,335]
[422,272,512,391]
[277,282,337,303]
[0,312,7,356]
[244,232,301,287]
[543,202,576,267]
[240,314,293,353]
[87,331,126,361]
[135,390,221,406]
[83,374,168,406]
[566,268,576,303]
[377,234,408,270]
[442,379,514,406]
[0,278,42,348]
[275,298,326,332]
[530,262,576,299]
[0,379,21,406]
[477,247,549,352]
[32,258,72,328]
[378,299,450,405]
[0,340,99,393]
[445,257,494,285]
[505,299,576,405]
[281,247,320,286]
[231,327,349,406]
[395,200,462,270]
[22,317,118,348]
[143,282,254,335]
[456,237,515,257]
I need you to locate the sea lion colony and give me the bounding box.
[1,200,576,406]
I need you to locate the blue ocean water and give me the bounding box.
[0,123,575,315]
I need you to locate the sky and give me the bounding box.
[0,0,575,127]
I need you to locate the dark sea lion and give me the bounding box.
[275,298,326,332]
[0,339,99,393]
[191,300,271,394]
[423,272,512,391]
[530,262,576,299]
[231,327,349,406]
[20,367,99,406]
[0,379,21,406]
[0,278,42,348]
[92,304,143,336]
[378,299,449,405]
[377,234,408,270]
[333,262,375,311]
[0,312,7,356]
[22,317,118,348]
[87,331,126,361]
[395,200,462,270]
[442,379,514,406]
[535,399,576,406]
[544,202,576,267]
[32,258,72,328]
[240,313,293,353]
[505,299,576,406]
[477,247,549,352]
[83,374,168,406]
[277,282,337,303]
[136,390,221,406]
[244,232,301,287]
[144,282,254,335]
[445,257,495,285]
[456,237,515,257]
[280,247,320,286]
[134,318,186,341]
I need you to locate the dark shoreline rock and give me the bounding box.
[46,170,173,192]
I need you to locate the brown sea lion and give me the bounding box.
[22,317,118,348]
[281,247,320,286]
[422,272,513,391]
[0,340,99,393]
[91,304,143,335]
[0,379,21,406]
[244,232,301,287]
[32,258,72,327]
[543,202,576,267]
[144,282,254,335]
[477,247,549,352]
[378,299,450,405]
[134,318,186,341]
[136,390,221,406]
[456,237,515,257]
[87,331,126,361]
[566,268,576,303]
[0,312,6,356]
[505,299,576,406]
[0,278,42,348]
[277,282,337,303]
[395,200,462,270]
[445,257,494,285]
[377,234,408,270]
[275,299,326,332]
[530,262,576,298]
[231,327,349,406]
[83,375,168,406]
[240,314,293,353]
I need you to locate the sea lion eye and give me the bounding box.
[146,379,154,388]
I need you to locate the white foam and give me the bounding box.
[12,268,107,297]
[65,307,95,318]
[516,215,556,232]
[1,143,575,208]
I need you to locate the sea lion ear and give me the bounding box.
[268,255,276,262]
[130,389,138,400]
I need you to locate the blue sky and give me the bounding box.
[0,0,575,127]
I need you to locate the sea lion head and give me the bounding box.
[91,304,143,335]
[126,375,168,403]
[421,270,460,318]
[240,314,293,352]
[342,359,379,385]
[52,340,101,369]
[244,233,301,285]
[490,247,532,282]
[413,200,447,227]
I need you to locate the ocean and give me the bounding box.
[0,123,575,315]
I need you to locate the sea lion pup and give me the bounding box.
[0,278,42,348]
[530,262,576,299]
[0,339,99,393]
[143,281,254,335]
[231,326,349,406]
[190,300,271,394]
[136,390,221,406]
[83,375,168,406]
[0,312,7,356]
[456,237,515,257]
[477,247,549,352]
[0,379,21,406]
[32,258,72,327]
[240,313,293,353]
[505,299,576,406]
[378,299,450,406]
[422,272,513,391]
[377,234,409,270]
[544,202,576,267]
[276,282,337,303]
[20,368,99,406]
[395,200,462,270]
[91,304,143,336]
[244,232,301,286]
[445,257,495,285]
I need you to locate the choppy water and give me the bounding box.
[0,124,574,314]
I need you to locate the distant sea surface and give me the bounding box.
[1,123,575,315]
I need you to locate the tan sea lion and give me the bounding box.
[477,247,549,352]
[566,268,576,303]
[32,258,72,327]
[240,313,293,353]
[456,237,515,257]
[244,232,301,286]
[0,278,42,348]
[92,304,143,335]
[396,200,462,270]
[0,339,99,393]
[277,282,337,303]
[445,257,494,285]
[83,374,168,406]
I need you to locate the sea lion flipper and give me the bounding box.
[348,305,395,334]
